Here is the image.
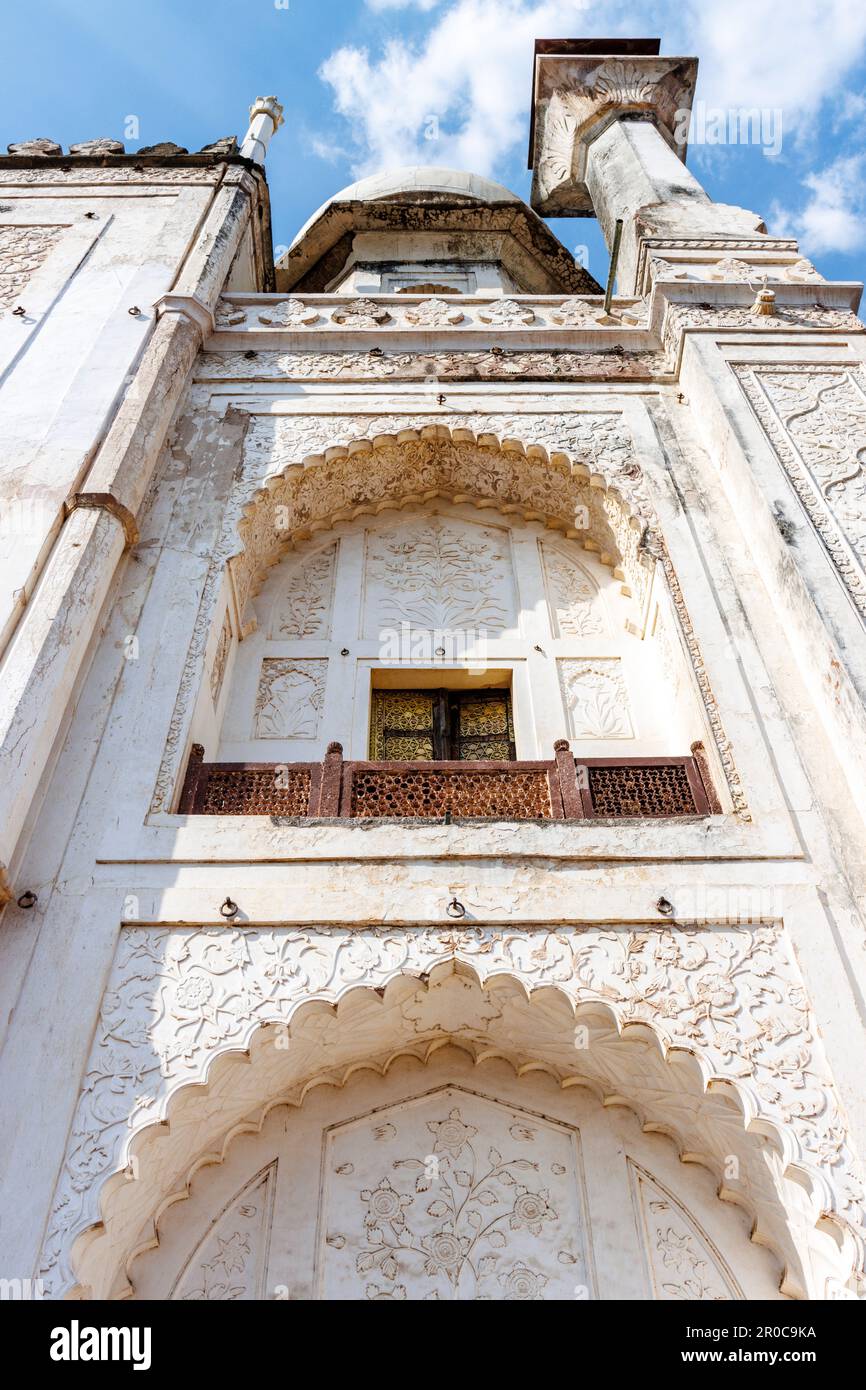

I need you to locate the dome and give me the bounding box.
[277,163,602,296]
[290,167,523,252]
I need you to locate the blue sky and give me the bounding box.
[2,0,865,286]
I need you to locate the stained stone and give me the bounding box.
[6,138,62,156]
[199,136,238,155]
[136,141,189,156]
[68,139,125,155]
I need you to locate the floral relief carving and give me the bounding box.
[39,921,865,1295]
[559,658,634,739]
[364,517,514,636]
[331,298,392,327]
[542,545,607,637]
[0,224,64,310]
[257,298,320,327]
[324,1091,583,1300]
[549,297,599,327]
[630,1162,741,1300]
[403,297,465,327]
[269,544,336,639]
[170,1163,276,1301]
[477,298,536,327]
[197,346,669,382]
[734,364,866,622]
[210,610,232,706]
[254,658,327,739]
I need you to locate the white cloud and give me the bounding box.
[317,0,866,180]
[318,0,602,178]
[771,154,866,255]
[673,0,866,129]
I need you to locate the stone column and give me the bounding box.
[529,44,766,293]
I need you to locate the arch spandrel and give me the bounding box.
[38,922,866,1301]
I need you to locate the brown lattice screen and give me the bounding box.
[349,764,553,819]
[585,762,699,818]
[178,745,717,820]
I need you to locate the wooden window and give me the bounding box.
[370,688,515,761]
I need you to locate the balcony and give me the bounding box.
[179,742,720,820]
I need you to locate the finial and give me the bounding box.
[240,96,284,165]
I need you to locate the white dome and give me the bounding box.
[291,166,522,250]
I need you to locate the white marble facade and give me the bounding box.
[1,51,866,1305]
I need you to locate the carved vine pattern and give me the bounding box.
[38,921,865,1294]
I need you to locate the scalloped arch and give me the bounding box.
[226,424,658,624]
[52,946,863,1302]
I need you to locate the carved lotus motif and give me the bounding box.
[427,1107,477,1157]
[592,60,657,105]
[257,298,319,327]
[331,297,392,327]
[707,257,760,283]
[214,299,247,327]
[478,298,536,326]
[403,297,465,327]
[499,1262,549,1300]
[550,297,598,327]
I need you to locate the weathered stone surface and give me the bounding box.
[6,137,61,156]
[68,138,125,155]
[136,141,189,156]
[198,136,238,155]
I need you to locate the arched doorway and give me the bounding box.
[129,1047,783,1301]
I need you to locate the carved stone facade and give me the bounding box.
[2,44,866,1311]
[39,922,863,1300]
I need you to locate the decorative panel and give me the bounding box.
[630,1161,742,1301]
[171,1163,276,1301]
[370,691,436,761]
[541,543,607,637]
[210,611,232,707]
[269,543,337,639]
[363,517,516,640]
[559,659,634,739]
[254,658,327,739]
[318,1086,590,1301]
[0,224,64,310]
[734,364,866,621]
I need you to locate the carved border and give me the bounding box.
[40,921,865,1297]
[733,363,866,623]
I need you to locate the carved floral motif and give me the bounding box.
[477,298,536,327]
[324,1092,586,1300]
[254,658,327,738]
[38,922,866,1295]
[0,224,64,310]
[631,1163,740,1300]
[542,546,606,637]
[559,658,634,739]
[269,545,336,639]
[171,1164,276,1301]
[403,297,465,327]
[331,298,392,327]
[257,298,320,328]
[364,517,513,635]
